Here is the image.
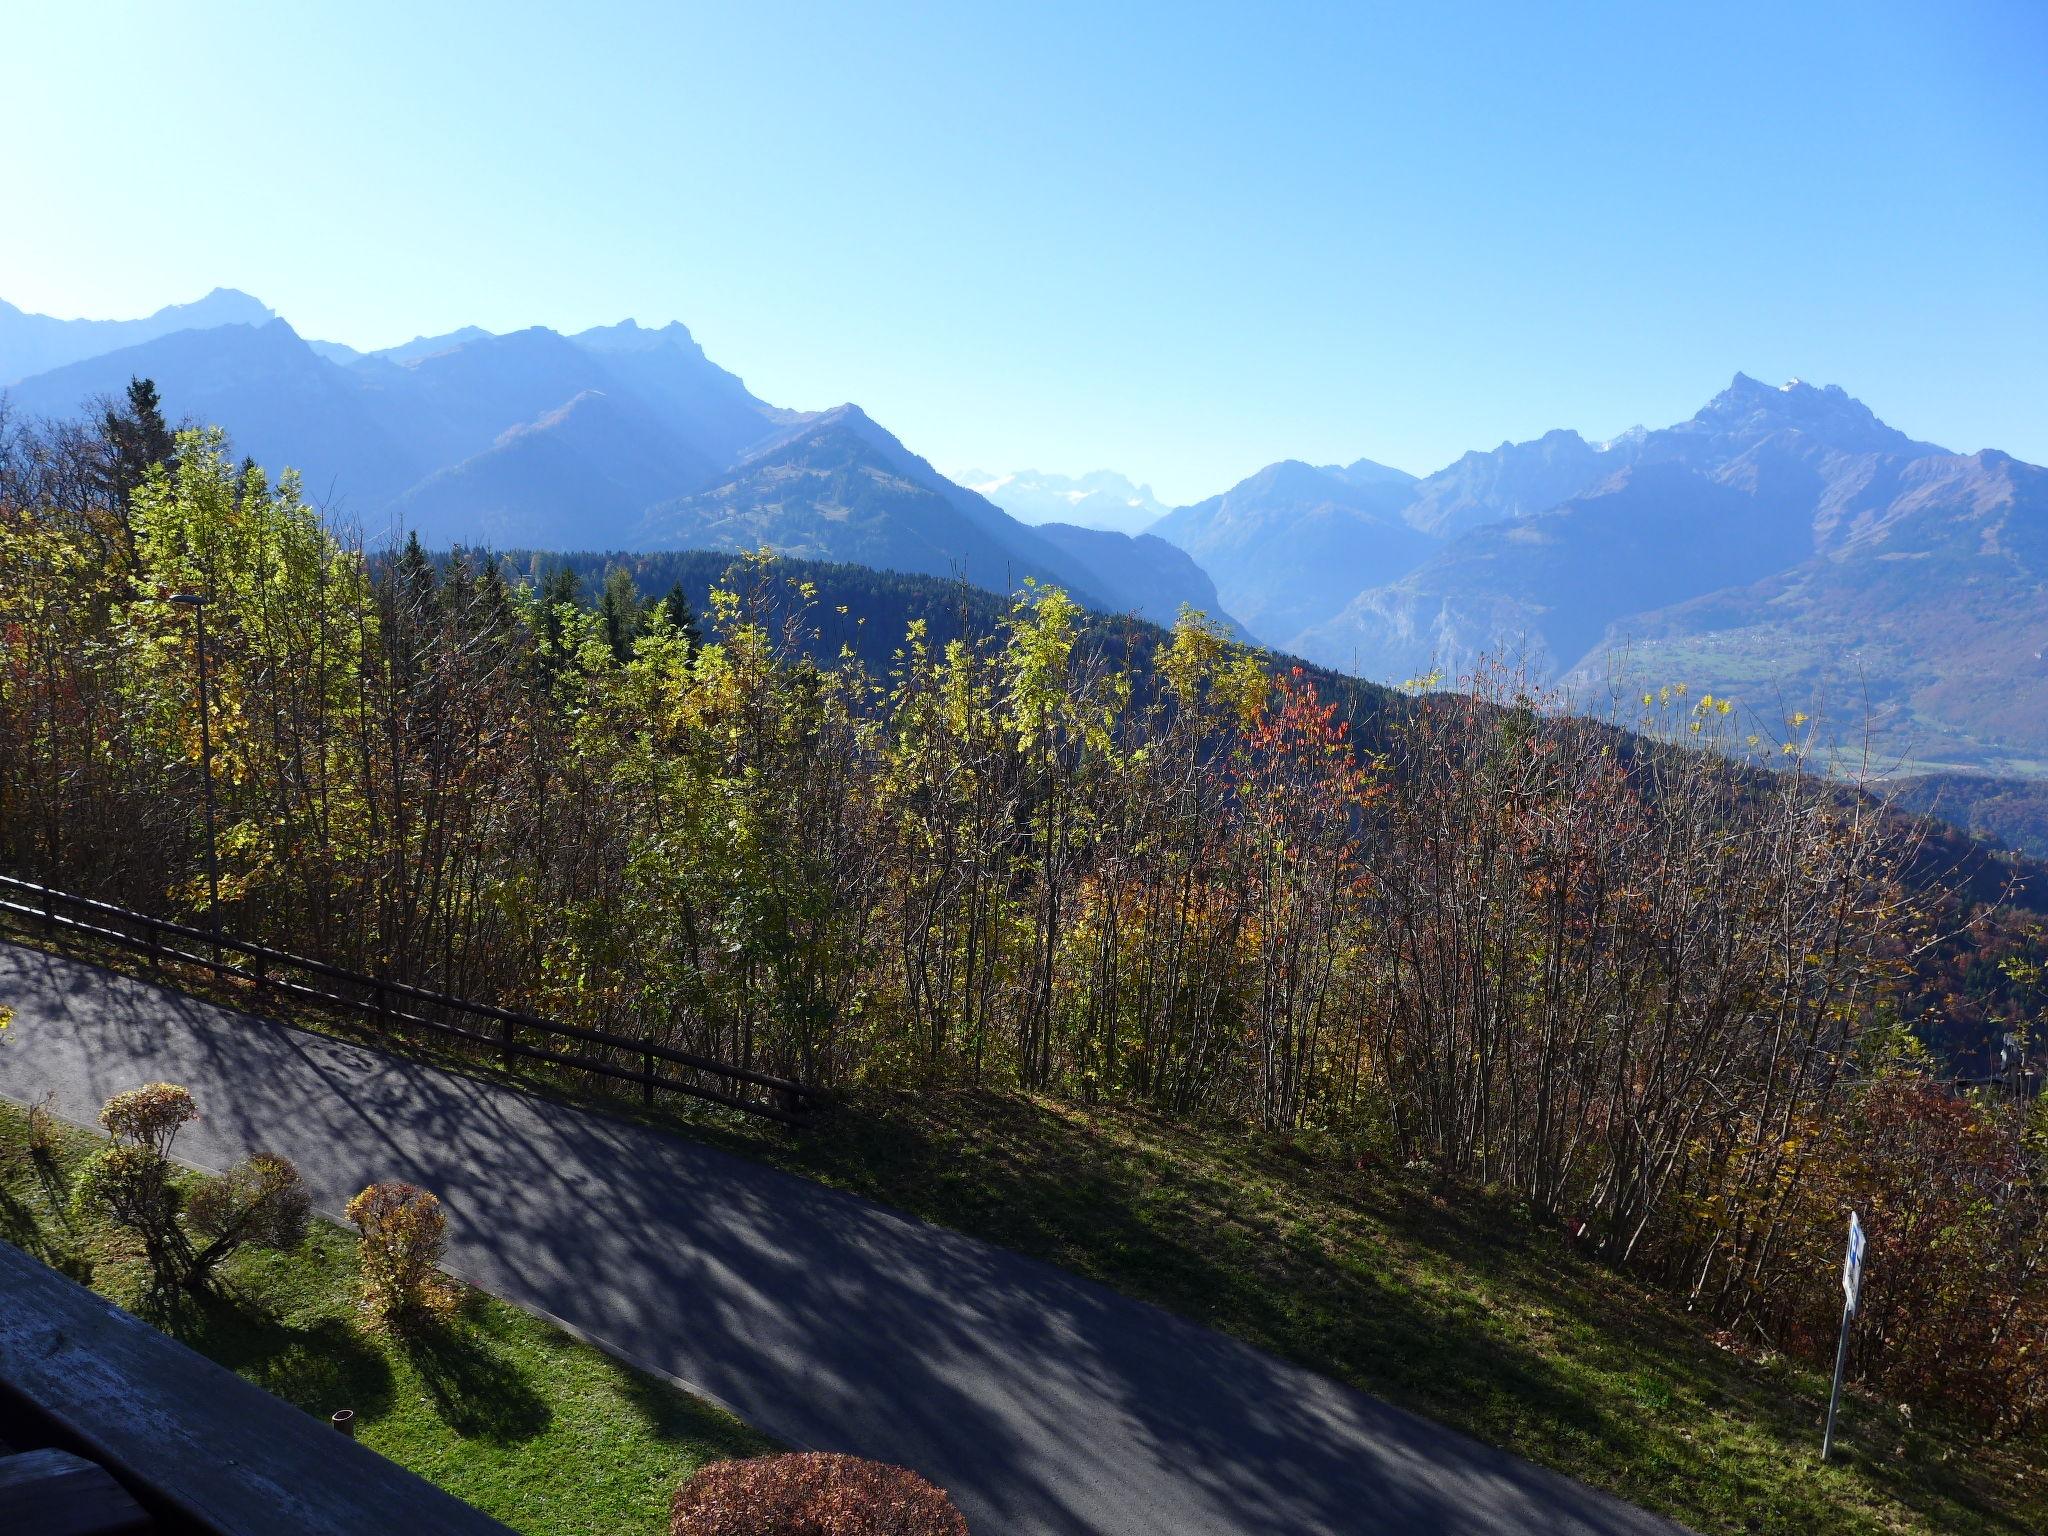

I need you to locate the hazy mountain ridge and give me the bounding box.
[1294,459,1815,681]
[1148,459,1431,644]
[1323,457,1421,495]
[637,408,1108,605]
[1274,384,2039,773]
[1572,449,2048,768]
[316,325,499,368]
[1153,375,2041,773]
[0,287,276,383]
[636,406,1233,626]
[389,387,720,550]
[1029,522,1240,637]
[0,295,1231,631]
[1388,373,1951,541]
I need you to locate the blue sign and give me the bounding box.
[1842,1211,1866,1312]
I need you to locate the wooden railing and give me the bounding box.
[0,874,820,1126]
[0,1240,520,1534]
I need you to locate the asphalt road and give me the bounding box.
[0,941,1692,1536]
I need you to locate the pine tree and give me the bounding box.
[394,530,437,609]
[474,556,518,642]
[539,565,581,607]
[660,581,704,657]
[97,376,178,512]
[598,566,641,662]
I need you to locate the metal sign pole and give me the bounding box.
[1823,1211,1865,1462]
[1821,1296,1852,1461]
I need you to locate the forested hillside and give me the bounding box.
[1891,772,2048,862]
[3,399,2046,1446]
[479,547,1359,718]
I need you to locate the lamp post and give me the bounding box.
[164,593,221,945]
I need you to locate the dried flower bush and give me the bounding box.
[98,1082,198,1157]
[346,1180,458,1325]
[671,1453,969,1536]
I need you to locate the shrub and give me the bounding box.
[671,1453,969,1536]
[189,1152,312,1249]
[183,1152,312,1288]
[99,1083,197,1157]
[72,1079,310,1297]
[1795,1074,2048,1429]
[346,1181,457,1326]
[72,1143,184,1293]
[25,1091,61,1162]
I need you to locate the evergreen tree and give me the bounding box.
[96,376,178,512]
[539,565,581,607]
[535,564,583,675]
[394,530,438,609]
[474,556,518,641]
[660,581,704,657]
[598,566,642,662]
[234,455,264,510]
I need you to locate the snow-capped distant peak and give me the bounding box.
[970,467,1168,535]
[962,470,1017,497]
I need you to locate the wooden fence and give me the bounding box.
[0,874,820,1126]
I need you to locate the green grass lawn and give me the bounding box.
[0,1099,770,1536]
[8,928,2047,1536]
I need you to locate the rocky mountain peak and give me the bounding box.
[1683,373,1943,458]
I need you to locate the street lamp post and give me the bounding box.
[165,593,221,946]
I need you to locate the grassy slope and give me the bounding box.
[0,1102,769,1536]
[6,932,2045,1536]
[725,1089,2046,1536]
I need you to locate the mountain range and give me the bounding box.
[0,294,1231,633]
[4,290,2043,775]
[1148,458,1430,644]
[1146,376,2044,773]
[0,288,280,382]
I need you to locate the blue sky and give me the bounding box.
[5,0,2043,502]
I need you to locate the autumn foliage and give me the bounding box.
[1790,1074,2048,1427]
[99,1082,198,1157]
[4,418,2046,1426]
[71,1143,183,1291]
[346,1180,458,1325]
[188,1151,312,1255]
[72,1081,308,1296]
[671,1454,969,1536]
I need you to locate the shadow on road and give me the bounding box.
[0,939,1691,1535]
